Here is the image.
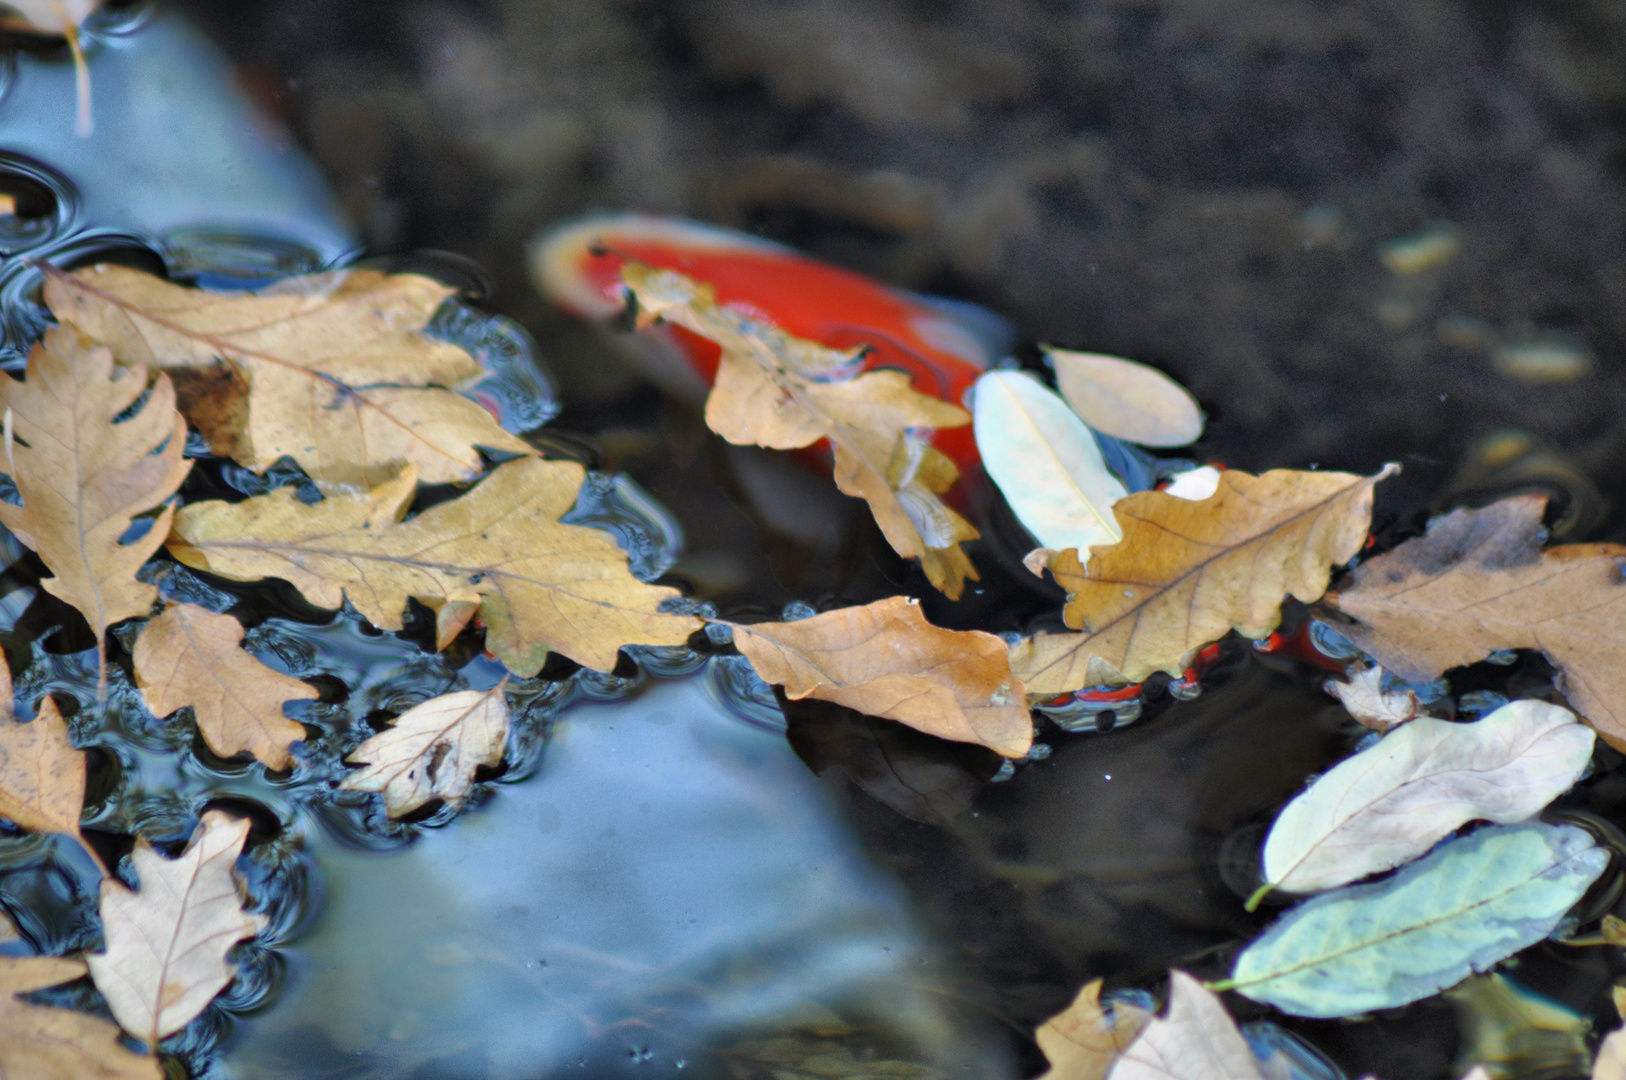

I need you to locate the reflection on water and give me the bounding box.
[223,677,1011,1080]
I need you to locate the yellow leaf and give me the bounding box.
[622,262,980,599]
[132,602,317,770]
[731,595,1032,757]
[0,324,190,673]
[0,955,162,1080]
[1010,466,1394,694]
[167,458,702,674]
[86,811,266,1048]
[1036,979,1150,1080]
[1047,347,1205,448]
[1325,495,1626,752]
[339,684,509,818]
[43,264,535,492]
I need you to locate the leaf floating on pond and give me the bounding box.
[1260,699,1593,897]
[1327,663,1420,732]
[0,647,103,872]
[1107,971,1264,1080]
[1035,977,1150,1080]
[1224,823,1608,1018]
[340,684,510,818]
[1047,347,1205,449]
[972,369,1127,553]
[0,955,161,1080]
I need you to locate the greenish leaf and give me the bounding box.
[1226,823,1607,1018]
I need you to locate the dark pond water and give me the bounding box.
[4,5,1626,1080]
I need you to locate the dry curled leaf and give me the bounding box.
[1108,971,1264,1080]
[1037,978,1151,1080]
[623,262,979,598]
[44,264,534,492]
[1329,663,1420,732]
[1048,347,1205,448]
[0,324,190,664]
[731,596,1032,757]
[1010,466,1395,695]
[0,955,162,1080]
[1324,495,1626,751]
[86,810,266,1048]
[339,684,509,818]
[167,458,701,674]
[133,602,317,770]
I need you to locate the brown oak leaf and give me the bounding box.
[0,955,162,1079]
[133,602,317,770]
[339,684,509,818]
[1323,494,1626,750]
[43,264,534,492]
[731,595,1032,757]
[1036,978,1151,1080]
[167,458,702,674]
[1011,466,1395,695]
[622,262,979,598]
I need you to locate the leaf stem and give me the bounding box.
[1243,882,1274,912]
[1203,978,1238,992]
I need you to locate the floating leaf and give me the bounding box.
[1328,663,1420,732]
[1595,987,1626,1080]
[1036,978,1150,1080]
[87,811,266,1047]
[339,684,510,818]
[0,692,97,861]
[1260,700,1593,896]
[168,458,701,674]
[972,370,1127,552]
[132,602,318,770]
[1324,496,1626,751]
[731,596,1032,757]
[1010,466,1395,694]
[622,262,979,598]
[1107,971,1263,1080]
[1047,347,1204,448]
[1223,823,1608,1018]
[44,264,534,492]
[0,955,162,1080]
[0,324,191,674]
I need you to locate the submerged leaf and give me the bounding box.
[87,811,266,1047]
[623,262,980,598]
[1036,978,1150,1080]
[1048,347,1204,448]
[973,370,1127,552]
[1107,971,1263,1080]
[339,685,509,818]
[1444,973,1591,1080]
[0,955,161,1080]
[1328,663,1421,732]
[1010,466,1395,694]
[1325,496,1626,751]
[731,596,1032,757]
[1226,823,1608,1017]
[168,458,701,674]
[132,602,317,770]
[1261,700,1593,895]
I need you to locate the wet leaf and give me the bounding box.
[168,458,701,674]
[87,810,266,1048]
[1047,347,1205,448]
[1224,823,1608,1017]
[1036,978,1151,1080]
[973,370,1128,552]
[44,264,534,493]
[1260,700,1593,896]
[622,262,979,598]
[1595,987,1626,1080]
[1010,466,1396,694]
[1444,973,1590,1080]
[0,955,162,1080]
[132,602,318,770]
[731,596,1032,757]
[0,694,86,848]
[1324,496,1626,751]
[1328,663,1420,732]
[339,684,509,818]
[0,324,191,667]
[1107,971,1263,1080]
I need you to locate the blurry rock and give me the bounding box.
[1492,332,1594,384]
[1378,221,1463,277]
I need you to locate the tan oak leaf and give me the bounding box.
[1324,495,1626,751]
[43,264,534,492]
[731,595,1032,757]
[1010,466,1395,695]
[339,684,509,818]
[132,602,317,770]
[0,955,162,1080]
[167,457,702,674]
[0,692,101,867]
[623,262,979,599]
[1037,978,1151,1080]
[86,811,266,1048]
[0,324,190,671]
[1107,972,1264,1080]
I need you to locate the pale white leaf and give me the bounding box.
[1107,971,1264,1080]
[1049,347,1205,447]
[86,811,266,1047]
[1328,663,1420,732]
[339,685,510,818]
[1164,465,1223,501]
[1261,699,1593,895]
[973,370,1127,552]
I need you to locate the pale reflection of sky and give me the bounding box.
[224,678,993,1080]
